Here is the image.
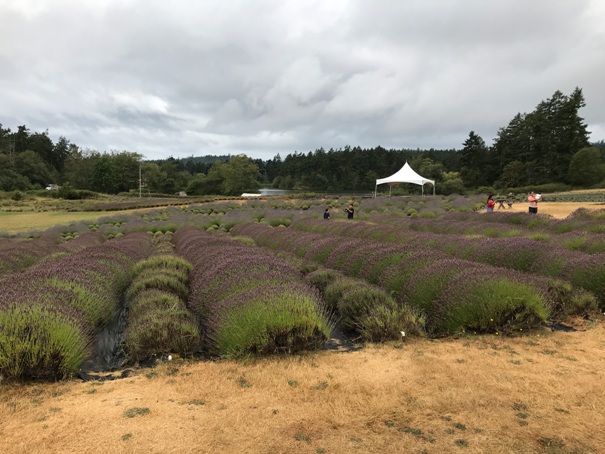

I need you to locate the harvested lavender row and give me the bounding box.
[173,227,334,357]
[124,245,201,362]
[0,232,153,380]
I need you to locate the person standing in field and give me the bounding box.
[323,208,331,220]
[486,194,495,212]
[528,191,539,214]
[345,204,354,220]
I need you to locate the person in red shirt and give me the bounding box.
[486,194,495,212]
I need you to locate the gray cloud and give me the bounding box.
[1,0,604,161]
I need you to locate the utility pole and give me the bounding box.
[139,159,142,198]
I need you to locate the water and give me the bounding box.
[258,188,290,196]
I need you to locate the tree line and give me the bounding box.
[1,88,603,197]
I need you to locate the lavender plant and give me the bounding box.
[174,227,333,357]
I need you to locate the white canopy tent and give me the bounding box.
[374,162,435,197]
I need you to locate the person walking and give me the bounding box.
[323,208,331,220]
[528,191,539,214]
[345,204,354,220]
[486,195,495,212]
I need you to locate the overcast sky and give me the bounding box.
[1,0,604,161]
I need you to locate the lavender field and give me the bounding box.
[1,194,603,381]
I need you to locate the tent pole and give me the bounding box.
[374,184,377,198]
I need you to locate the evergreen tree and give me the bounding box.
[568,147,604,187]
[491,88,590,186]
[459,131,489,187]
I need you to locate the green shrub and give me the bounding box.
[297,260,320,275]
[433,276,550,336]
[0,305,89,380]
[323,277,365,313]
[125,308,201,361]
[482,227,501,238]
[337,285,398,332]
[544,279,599,317]
[365,252,407,285]
[584,237,605,254]
[268,218,292,228]
[357,305,425,342]
[131,255,192,277]
[212,294,333,357]
[231,236,257,246]
[404,260,479,314]
[418,211,436,219]
[306,269,342,295]
[126,274,189,302]
[563,258,605,309]
[379,252,438,301]
[46,279,116,329]
[128,289,186,320]
[527,232,550,242]
[561,236,587,251]
[132,267,189,286]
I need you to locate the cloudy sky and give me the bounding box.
[1,0,604,161]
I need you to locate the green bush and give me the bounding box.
[126,274,189,302]
[46,279,116,329]
[357,305,425,342]
[212,294,333,357]
[337,285,398,332]
[231,236,257,247]
[128,289,185,320]
[306,269,342,295]
[544,279,599,317]
[125,308,201,361]
[365,252,407,285]
[561,236,587,251]
[323,277,365,312]
[131,255,192,277]
[0,305,89,380]
[268,218,292,228]
[132,266,189,285]
[433,275,550,336]
[404,260,479,314]
[563,258,605,309]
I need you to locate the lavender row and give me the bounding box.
[231,223,595,335]
[124,241,201,362]
[289,217,605,308]
[174,227,333,357]
[0,231,106,277]
[0,232,153,379]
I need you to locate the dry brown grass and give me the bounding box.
[1,319,604,453]
[491,201,604,219]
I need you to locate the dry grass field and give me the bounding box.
[489,201,604,219]
[1,319,604,454]
[2,200,605,453]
